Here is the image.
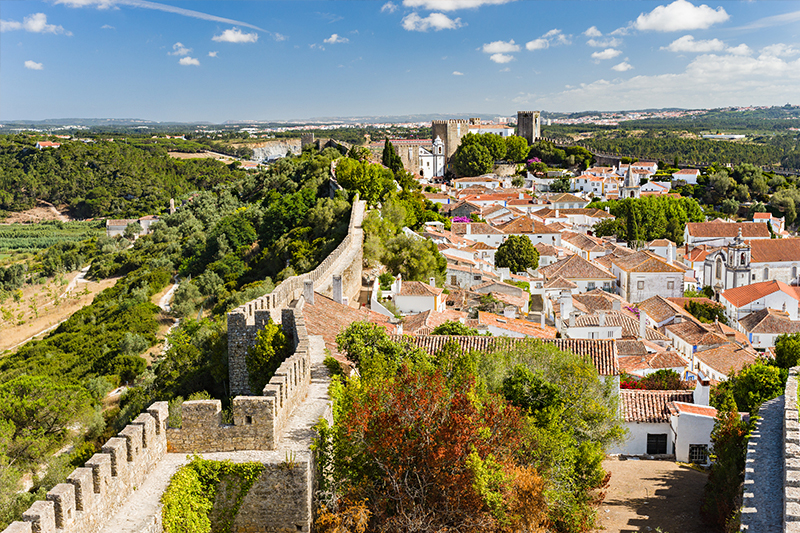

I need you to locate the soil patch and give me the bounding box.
[0,272,121,352]
[167,150,236,162]
[594,458,708,533]
[1,200,72,223]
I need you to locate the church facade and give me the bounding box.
[702,232,800,294]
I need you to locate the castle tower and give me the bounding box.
[431,119,470,167]
[516,111,541,145]
[725,228,751,288]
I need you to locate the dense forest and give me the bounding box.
[0,135,248,218]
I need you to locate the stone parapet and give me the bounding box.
[227,194,365,395]
[786,368,800,531]
[3,402,168,533]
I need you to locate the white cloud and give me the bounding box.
[489,53,514,63]
[452,70,464,75]
[170,42,191,56]
[525,38,548,51]
[208,51,218,57]
[212,27,258,43]
[587,37,621,48]
[526,28,569,51]
[179,56,200,66]
[381,2,398,13]
[584,26,602,38]
[273,33,287,42]
[734,9,800,31]
[101,24,115,29]
[482,39,519,54]
[539,52,800,111]
[324,33,348,44]
[309,43,325,50]
[1,13,71,35]
[55,0,267,32]
[663,35,725,53]
[24,60,44,70]
[727,44,751,56]
[402,0,515,11]
[512,92,536,104]
[401,12,462,31]
[634,0,729,32]
[761,44,800,58]
[592,48,622,60]
[612,61,633,71]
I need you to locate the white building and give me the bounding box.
[703,235,800,293]
[738,307,800,349]
[610,251,685,303]
[720,279,800,323]
[672,169,700,184]
[539,254,616,293]
[685,222,770,247]
[418,136,446,180]
[389,277,446,315]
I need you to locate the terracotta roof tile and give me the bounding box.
[721,280,800,308]
[539,254,615,280]
[611,250,685,273]
[393,335,619,375]
[399,281,444,297]
[478,311,557,338]
[739,308,800,335]
[686,222,770,239]
[498,216,561,235]
[695,343,758,376]
[748,238,800,263]
[668,401,717,418]
[451,222,506,236]
[402,309,470,335]
[304,293,394,356]
[619,390,694,423]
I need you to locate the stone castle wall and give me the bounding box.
[4,403,169,533]
[169,307,312,453]
[227,195,365,396]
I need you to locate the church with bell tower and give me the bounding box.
[620,165,641,199]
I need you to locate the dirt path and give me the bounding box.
[0,200,70,223]
[0,272,121,352]
[594,458,709,533]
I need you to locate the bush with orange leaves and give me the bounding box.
[317,325,624,533]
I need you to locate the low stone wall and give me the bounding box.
[228,194,365,395]
[3,403,169,533]
[168,308,312,453]
[785,367,800,531]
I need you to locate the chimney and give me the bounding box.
[169,198,176,215]
[667,244,675,264]
[540,312,545,327]
[303,280,315,306]
[694,379,711,406]
[612,299,621,311]
[465,223,471,235]
[674,315,683,324]
[555,209,560,218]
[429,277,436,288]
[569,312,576,327]
[395,322,403,335]
[333,275,343,305]
[598,312,606,327]
[638,310,648,339]
[726,332,737,344]
[396,274,402,295]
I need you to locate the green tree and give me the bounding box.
[701,391,749,530]
[246,321,290,394]
[123,222,143,240]
[775,332,800,368]
[383,234,446,283]
[505,136,529,163]
[713,362,784,414]
[381,140,404,175]
[549,176,571,193]
[495,235,539,272]
[335,158,395,207]
[640,369,682,390]
[721,198,740,215]
[431,320,479,336]
[452,142,493,177]
[479,133,507,161]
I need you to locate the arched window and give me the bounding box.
[793,266,798,279]
[764,267,770,280]
[741,253,746,265]
[715,258,723,279]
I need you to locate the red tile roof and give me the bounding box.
[497,216,561,235]
[619,390,694,423]
[539,254,615,280]
[668,401,717,418]
[393,335,619,375]
[686,222,770,239]
[610,250,685,273]
[695,343,758,376]
[748,238,800,263]
[303,293,395,357]
[739,307,800,335]
[720,280,800,308]
[478,311,557,338]
[399,281,443,297]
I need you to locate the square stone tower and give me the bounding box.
[517,111,541,144]
[431,119,470,163]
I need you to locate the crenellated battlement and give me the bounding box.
[227,195,365,395]
[5,402,168,533]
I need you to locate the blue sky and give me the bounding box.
[2,0,800,122]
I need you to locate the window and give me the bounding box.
[647,433,668,455]
[603,282,611,289]
[689,444,708,464]
[764,267,770,279]
[667,281,675,290]
[587,282,595,290]
[715,258,723,279]
[450,275,457,285]
[589,331,597,339]
[794,266,798,279]
[245,415,253,425]
[473,275,481,281]
[637,281,645,290]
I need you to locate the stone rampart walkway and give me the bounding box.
[741,395,783,532]
[98,334,331,533]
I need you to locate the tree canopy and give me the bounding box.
[495,235,539,272]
